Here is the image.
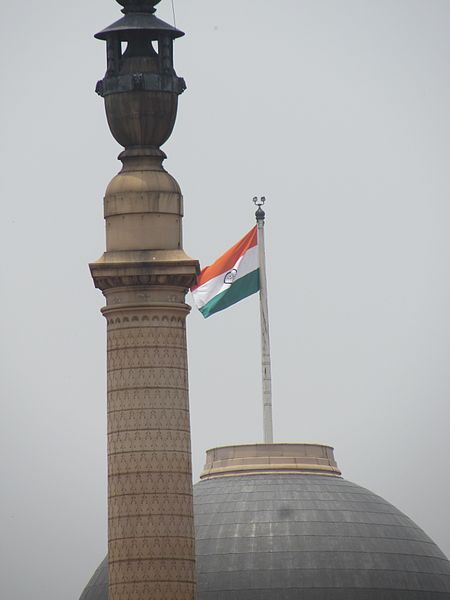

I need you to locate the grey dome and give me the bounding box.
[80,557,107,600]
[194,473,450,599]
[80,472,450,599]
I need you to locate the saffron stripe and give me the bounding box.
[199,270,260,318]
[191,245,258,309]
[191,226,257,290]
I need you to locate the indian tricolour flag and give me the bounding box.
[191,226,260,318]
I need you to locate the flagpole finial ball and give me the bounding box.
[253,196,266,222]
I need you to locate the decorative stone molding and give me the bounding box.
[92,273,197,293]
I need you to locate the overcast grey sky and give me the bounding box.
[0,1,449,599]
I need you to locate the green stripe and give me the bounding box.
[200,270,260,318]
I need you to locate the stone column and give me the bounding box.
[91,148,198,600]
[105,296,195,600]
[91,3,199,596]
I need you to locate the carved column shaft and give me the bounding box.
[104,295,195,600]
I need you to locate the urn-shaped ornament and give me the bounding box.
[95,0,186,149]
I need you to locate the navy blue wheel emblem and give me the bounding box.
[224,269,237,284]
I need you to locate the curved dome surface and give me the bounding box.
[195,473,450,599]
[80,445,450,599]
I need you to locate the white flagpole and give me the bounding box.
[253,196,274,444]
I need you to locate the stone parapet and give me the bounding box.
[200,443,342,479]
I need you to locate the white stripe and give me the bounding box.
[192,245,259,309]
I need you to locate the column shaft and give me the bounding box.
[105,303,195,600]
